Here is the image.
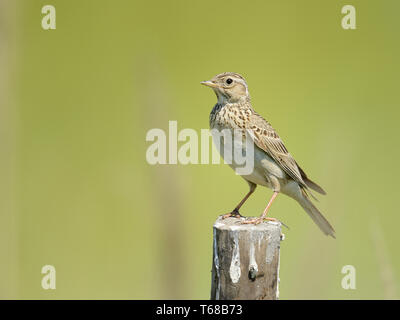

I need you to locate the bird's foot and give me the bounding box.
[222,208,243,219]
[242,216,278,225]
[241,217,290,229]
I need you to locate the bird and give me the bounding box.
[201,72,335,238]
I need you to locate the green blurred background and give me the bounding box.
[1,0,399,299]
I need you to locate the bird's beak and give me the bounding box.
[201,80,219,88]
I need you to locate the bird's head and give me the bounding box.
[201,72,249,104]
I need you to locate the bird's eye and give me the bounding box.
[226,78,233,85]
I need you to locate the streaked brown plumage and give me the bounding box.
[202,72,335,238]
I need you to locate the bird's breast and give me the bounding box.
[209,103,249,130]
[209,104,288,188]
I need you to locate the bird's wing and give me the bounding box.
[246,112,307,188]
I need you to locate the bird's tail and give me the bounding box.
[297,188,336,238]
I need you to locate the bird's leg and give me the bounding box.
[222,183,256,219]
[242,191,279,225]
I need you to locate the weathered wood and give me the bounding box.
[211,216,282,300]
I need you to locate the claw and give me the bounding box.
[279,221,290,230]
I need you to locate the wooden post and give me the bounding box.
[211,216,283,300]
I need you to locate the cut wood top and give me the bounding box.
[213,216,282,233]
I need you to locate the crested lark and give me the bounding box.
[201,72,335,238]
